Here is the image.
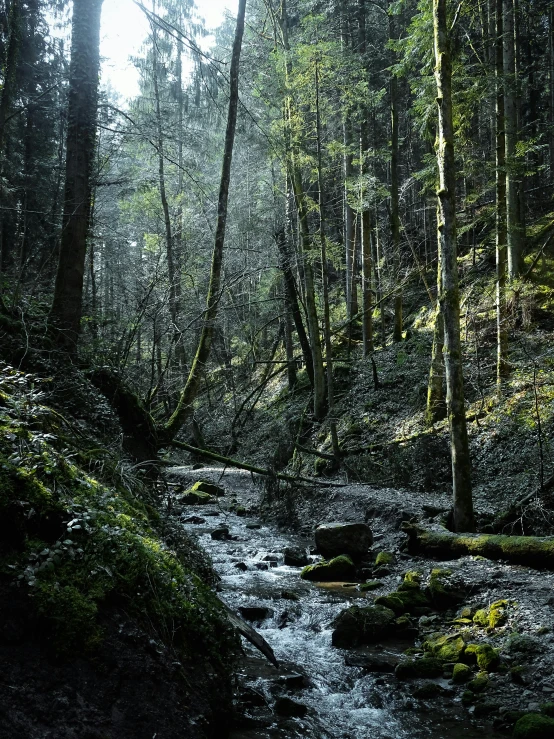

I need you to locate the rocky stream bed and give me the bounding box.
[167,466,554,739]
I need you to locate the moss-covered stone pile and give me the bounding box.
[0,364,238,737]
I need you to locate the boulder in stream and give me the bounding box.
[211,527,229,540]
[238,606,274,622]
[283,546,309,567]
[274,696,308,718]
[331,604,396,648]
[300,555,356,582]
[189,480,225,497]
[315,522,373,559]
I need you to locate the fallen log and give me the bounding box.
[222,603,278,667]
[403,523,554,570]
[169,439,346,487]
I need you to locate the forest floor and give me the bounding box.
[167,465,554,737]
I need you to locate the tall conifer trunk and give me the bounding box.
[433,0,475,532]
[51,0,104,344]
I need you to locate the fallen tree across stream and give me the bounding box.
[403,524,554,569]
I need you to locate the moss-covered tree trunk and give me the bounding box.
[433,0,475,532]
[50,0,104,345]
[163,0,247,443]
[390,19,402,344]
[426,233,446,425]
[359,0,373,357]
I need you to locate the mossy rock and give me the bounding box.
[452,663,472,683]
[462,690,475,706]
[179,490,213,505]
[540,703,554,718]
[331,604,396,648]
[468,672,489,693]
[190,480,225,497]
[301,555,356,582]
[395,586,431,612]
[424,633,466,663]
[473,609,489,627]
[395,657,443,680]
[513,713,554,739]
[428,568,464,609]
[464,643,500,671]
[359,580,383,592]
[507,634,540,655]
[375,551,395,566]
[374,594,405,615]
[395,614,413,632]
[489,599,508,628]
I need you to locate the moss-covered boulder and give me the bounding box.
[178,490,213,505]
[468,672,489,693]
[424,633,466,663]
[412,682,444,699]
[359,580,383,592]
[513,713,554,739]
[374,594,405,614]
[375,551,395,566]
[473,600,508,629]
[395,657,443,680]
[331,605,396,648]
[301,555,356,582]
[315,522,373,559]
[452,662,472,683]
[190,480,225,497]
[464,643,500,671]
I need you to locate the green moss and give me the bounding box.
[473,609,489,627]
[301,555,356,582]
[513,713,554,739]
[374,594,405,614]
[452,662,472,683]
[424,633,466,662]
[179,490,213,505]
[190,480,225,497]
[461,690,475,706]
[540,703,554,718]
[464,643,500,671]
[375,551,395,566]
[468,672,489,693]
[359,580,383,591]
[35,584,100,653]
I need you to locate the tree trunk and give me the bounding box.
[315,60,339,457]
[433,0,475,532]
[50,0,104,345]
[163,0,247,443]
[503,0,524,279]
[496,0,509,383]
[390,19,402,343]
[426,229,446,425]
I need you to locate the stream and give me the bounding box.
[175,469,491,739]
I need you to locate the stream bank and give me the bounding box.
[167,466,554,738]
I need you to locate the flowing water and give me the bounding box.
[177,478,490,739]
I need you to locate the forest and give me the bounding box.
[2,0,554,737]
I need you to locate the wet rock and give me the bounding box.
[238,686,268,707]
[274,696,308,718]
[280,590,300,601]
[234,562,248,571]
[331,604,396,648]
[468,672,489,693]
[178,490,213,505]
[238,606,274,622]
[255,562,269,571]
[428,568,465,609]
[474,700,500,717]
[277,611,292,629]
[423,633,466,663]
[204,510,221,517]
[395,657,443,680]
[263,555,279,564]
[372,566,391,578]
[315,522,373,559]
[246,523,262,530]
[344,654,398,672]
[301,555,356,582]
[182,515,206,524]
[283,546,309,567]
[279,673,309,690]
[211,527,229,540]
[412,682,444,699]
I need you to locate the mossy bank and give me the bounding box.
[0,364,238,738]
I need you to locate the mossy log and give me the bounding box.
[403,524,554,569]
